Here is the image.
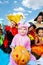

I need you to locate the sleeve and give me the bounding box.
[25,38,31,52]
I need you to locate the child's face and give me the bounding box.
[37,16,42,23]
[28,26,34,32]
[11,21,17,28]
[38,29,43,37]
[18,27,27,36]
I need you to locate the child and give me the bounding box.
[8,23,36,65]
[35,27,43,45]
[32,27,43,60]
[2,21,18,53]
[34,12,43,28]
[2,14,23,53]
[27,22,36,47]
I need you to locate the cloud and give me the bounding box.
[24,13,29,16]
[13,12,24,16]
[28,19,34,23]
[0,18,3,20]
[22,0,43,10]
[13,7,25,12]
[14,1,17,3]
[13,12,25,19]
[0,18,4,24]
[28,11,32,13]
[28,19,36,23]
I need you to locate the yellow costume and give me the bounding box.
[28,34,34,40]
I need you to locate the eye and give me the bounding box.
[24,29,27,30]
[16,54,18,58]
[22,59,24,62]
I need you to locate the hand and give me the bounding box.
[11,47,14,52]
[40,41,43,45]
[35,43,41,45]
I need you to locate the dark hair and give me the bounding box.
[29,22,36,29]
[36,27,43,34]
[31,25,36,29]
[34,12,43,21]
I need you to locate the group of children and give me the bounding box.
[0,12,43,65]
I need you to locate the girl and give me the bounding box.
[2,14,23,53]
[35,27,43,45]
[1,21,18,53]
[27,22,36,47]
[8,23,36,65]
[32,27,43,60]
[34,12,43,28]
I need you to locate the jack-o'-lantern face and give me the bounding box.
[19,54,29,65]
[11,46,30,65]
[11,46,22,63]
[18,49,30,65]
[12,51,22,64]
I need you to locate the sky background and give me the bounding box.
[0,0,43,25]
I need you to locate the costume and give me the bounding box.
[35,23,43,28]
[8,23,36,65]
[0,35,4,47]
[1,26,18,53]
[28,30,37,46]
[31,37,43,59]
[27,22,36,47]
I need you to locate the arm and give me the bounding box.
[25,38,31,52]
[10,36,16,50]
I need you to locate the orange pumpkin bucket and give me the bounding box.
[11,46,30,65]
